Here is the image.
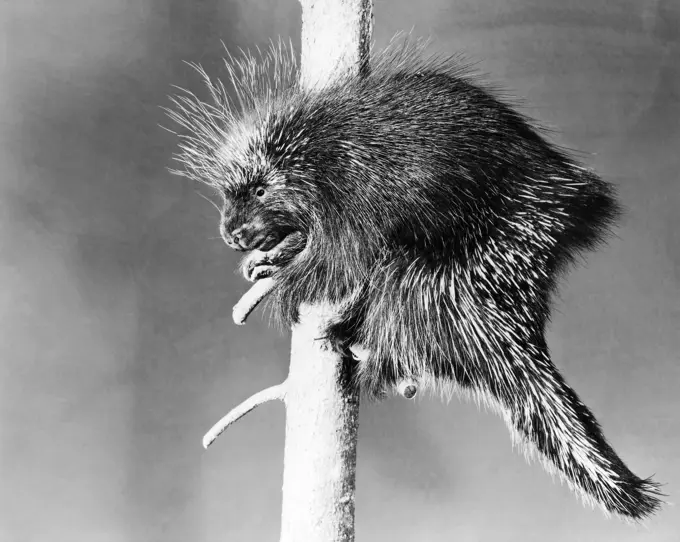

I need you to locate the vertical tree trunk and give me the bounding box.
[280,305,360,542]
[299,0,373,88]
[279,2,373,541]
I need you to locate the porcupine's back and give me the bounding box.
[264,49,621,323]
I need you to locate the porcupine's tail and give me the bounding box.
[483,333,663,520]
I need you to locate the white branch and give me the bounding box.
[203,383,286,449]
[232,277,277,325]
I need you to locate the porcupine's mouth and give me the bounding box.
[243,230,303,282]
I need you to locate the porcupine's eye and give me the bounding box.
[255,187,266,198]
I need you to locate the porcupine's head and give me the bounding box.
[213,124,306,253]
[164,41,318,256]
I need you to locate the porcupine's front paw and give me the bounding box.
[242,251,278,282]
[242,231,306,282]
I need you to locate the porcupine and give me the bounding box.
[166,40,663,520]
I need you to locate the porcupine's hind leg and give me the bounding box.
[324,255,476,398]
[333,254,662,519]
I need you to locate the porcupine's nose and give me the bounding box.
[220,222,243,251]
[221,223,254,251]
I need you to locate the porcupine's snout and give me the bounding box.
[220,221,253,251]
[220,219,285,252]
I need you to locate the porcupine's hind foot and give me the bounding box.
[320,285,368,353]
[323,314,360,355]
[324,321,418,399]
[322,306,392,398]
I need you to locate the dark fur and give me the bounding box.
[167,41,662,520]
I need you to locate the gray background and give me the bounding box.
[1,0,678,540]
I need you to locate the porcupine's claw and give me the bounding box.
[241,231,307,282]
[349,344,370,362]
